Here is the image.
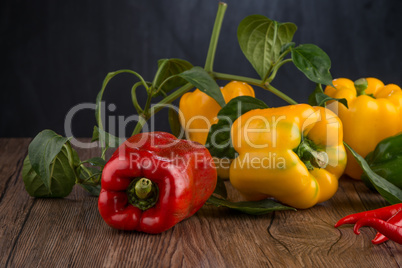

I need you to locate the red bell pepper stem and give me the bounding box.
[354,217,402,245]
[372,210,402,244]
[334,203,402,227]
[134,178,153,199]
[126,177,159,211]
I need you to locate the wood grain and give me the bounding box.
[0,138,401,268]
[0,138,33,267]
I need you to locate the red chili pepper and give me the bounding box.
[372,210,402,244]
[334,203,402,227]
[98,132,217,233]
[354,217,402,244]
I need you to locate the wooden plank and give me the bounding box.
[1,138,401,267]
[334,178,402,266]
[258,178,399,267]
[0,138,33,267]
[0,138,31,197]
[4,140,103,267]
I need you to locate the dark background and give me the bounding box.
[1,0,402,137]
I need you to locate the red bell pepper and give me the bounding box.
[98,132,217,233]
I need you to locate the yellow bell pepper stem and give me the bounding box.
[354,78,369,96]
[295,139,329,169]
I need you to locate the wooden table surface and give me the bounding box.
[1,138,401,267]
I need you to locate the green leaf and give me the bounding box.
[81,157,107,167]
[237,15,297,80]
[308,84,348,108]
[91,126,123,148]
[280,42,295,54]
[213,177,228,199]
[22,147,77,198]
[207,196,296,215]
[344,142,402,204]
[314,93,348,108]
[291,44,333,86]
[168,107,183,138]
[27,130,71,192]
[91,126,99,142]
[153,59,193,95]
[308,83,324,106]
[178,66,226,107]
[76,165,102,196]
[362,133,402,190]
[205,96,269,159]
[79,184,101,196]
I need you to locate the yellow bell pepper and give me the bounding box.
[229,104,346,209]
[324,78,402,179]
[179,81,255,145]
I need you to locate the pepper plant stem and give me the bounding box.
[151,83,194,116]
[133,1,228,136]
[212,72,298,105]
[142,91,153,118]
[131,83,193,135]
[267,59,292,82]
[131,81,145,114]
[129,0,297,137]
[132,88,154,136]
[204,2,227,72]
[132,117,146,136]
